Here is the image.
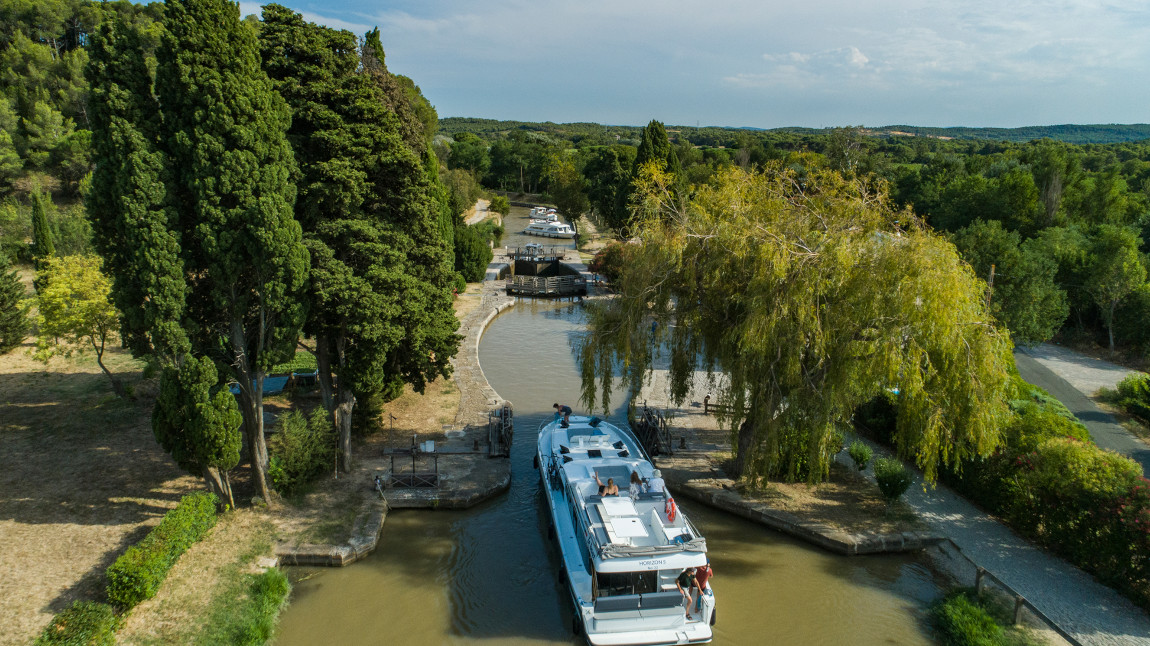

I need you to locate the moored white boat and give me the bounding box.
[537,415,715,645]
[524,220,576,239]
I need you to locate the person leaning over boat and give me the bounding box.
[595,471,619,496]
[553,402,572,427]
[676,567,698,617]
[692,561,714,612]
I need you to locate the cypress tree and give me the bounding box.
[156,0,308,503]
[30,188,54,269]
[0,254,28,353]
[259,5,458,470]
[86,16,189,360]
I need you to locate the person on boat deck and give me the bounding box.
[647,469,666,495]
[594,471,619,496]
[553,402,572,427]
[628,471,644,498]
[692,561,714,612]
[676,567,698,617]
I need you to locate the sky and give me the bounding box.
[238,0,1150,130]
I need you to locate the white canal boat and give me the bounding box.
[523,220,577,239]
[536,415,715,645]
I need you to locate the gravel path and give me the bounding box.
[1019,344,1140,397]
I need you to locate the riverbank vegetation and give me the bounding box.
[931,588,1044,646]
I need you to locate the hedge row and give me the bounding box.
[34,601,118,646]
[106,492,219,609]
[858,375,1150,609]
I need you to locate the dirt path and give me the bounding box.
[464,199,492,225]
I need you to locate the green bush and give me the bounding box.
[874,457,912,502]
[268,409,335,497]
[1006,437,1142,582]
[106,492,218,609]
[488,194,510,215]
[34,601,118,646]
[587,242,632,284]
[848,440,873,471]
[1114,373,1150,423]
[931,591,1005,646]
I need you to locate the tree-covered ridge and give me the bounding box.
[439,117,1150,146]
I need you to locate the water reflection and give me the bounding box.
[274,301,941,646]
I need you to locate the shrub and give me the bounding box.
[1006,438,1143,586]
[106,492,218,609]
[488,194,510,215]
[268,409,335,497]
[874,457,912,502]
[34,601,119,646]
[1114,373,1150,423]
[587,242,632,283]
[930,591,1005,646]
[453,223,493,282]
[848,440,873,471]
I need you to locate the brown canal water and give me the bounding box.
[275,300,943,645]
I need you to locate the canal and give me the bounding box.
[275,300,943,645]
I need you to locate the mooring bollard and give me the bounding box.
[680,436,687,449]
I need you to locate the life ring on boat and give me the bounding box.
[665,497,677,522]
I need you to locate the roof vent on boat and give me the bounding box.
[559,445,570,454]
[617,450,629,458]
[589,416,602,427]
[587,449,602,458]
[563,455,573,463]
[613,441,624,450]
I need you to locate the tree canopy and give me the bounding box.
[578,164,1014,483]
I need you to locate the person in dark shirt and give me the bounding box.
[676,567,697,617]
[553,402,572,427]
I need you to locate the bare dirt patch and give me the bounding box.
[0,340,198,645]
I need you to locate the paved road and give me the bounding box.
[1014,346,1150,475]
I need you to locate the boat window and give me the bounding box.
[595,571,658,597]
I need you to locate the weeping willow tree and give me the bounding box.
[578,162,1014,483]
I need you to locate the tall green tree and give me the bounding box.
[1025,141,1080,229]
[579,164,1013,483]
[544,152,589,232]
[259,5,458,470]
[0,253,28,353]
[585,145,636,234]
[30,187,53,291]
[86,15,189,361]
[951,219,1068,345]
[1086,225,1146,351]
[156,0,309,502]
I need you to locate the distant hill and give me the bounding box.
[438,118,1150,145]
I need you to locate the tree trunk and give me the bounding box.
[91,337,126,398]
[732,418,755,478]
[315,336,335,416]
[336,387,356,473]
[1107,300,1117,351]
[231,322,273,505]
[202,465,234,509]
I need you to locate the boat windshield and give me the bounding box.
[596,570,659,597]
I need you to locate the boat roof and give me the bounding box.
[539,416,707,573]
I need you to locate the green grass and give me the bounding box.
[269,352,317,375]
[931,589,1044,646]
[193,568,291,646]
